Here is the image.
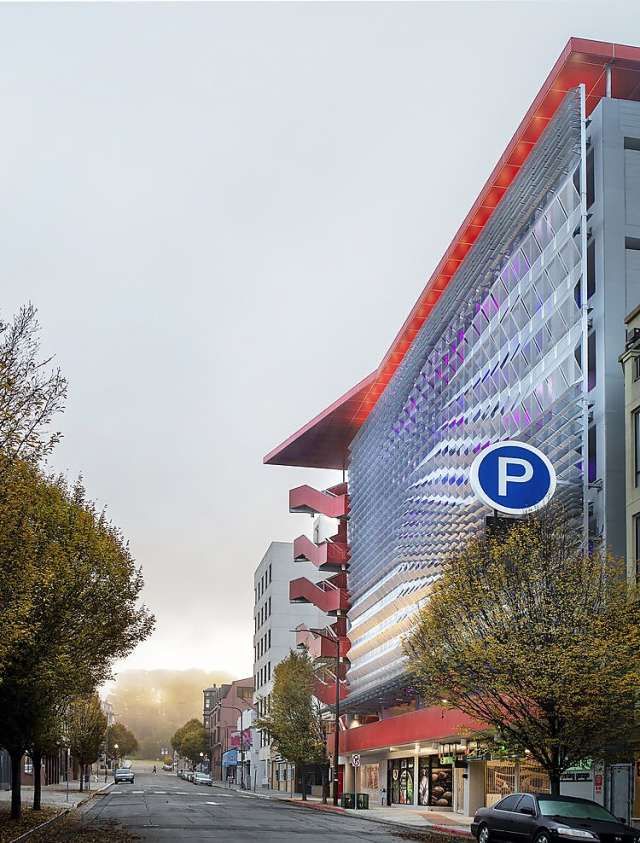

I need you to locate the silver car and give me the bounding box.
[114,767,135,784]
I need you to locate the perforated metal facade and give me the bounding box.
[347,89,588,706]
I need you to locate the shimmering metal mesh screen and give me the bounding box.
[346,89,585,706]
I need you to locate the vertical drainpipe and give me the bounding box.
[605,62,613,98]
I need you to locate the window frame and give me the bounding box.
[634,408,640,487]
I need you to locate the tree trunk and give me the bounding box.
[322,765,328,804]
[79,763,84,792]
[10,750,22,820]
[32,749,42,810]
[550,773,561,796]
[300,766,307,800]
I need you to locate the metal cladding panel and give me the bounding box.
[346,89,586,707]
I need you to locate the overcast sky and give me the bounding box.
[2,1,640,679]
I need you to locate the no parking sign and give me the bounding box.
[470,440,556,515]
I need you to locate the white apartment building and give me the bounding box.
[252,540,326,790]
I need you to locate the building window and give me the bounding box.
[269,563,272,584]
[587,240,595,299]
[588,425,597,484]
[268,629,271,649]
[24,757,33,774]
[635,409,640,487]
[635,514,640,581]
[268,597,271,617]
[634,355,640,382]
[587,330,596,391]
[586,147,595,210]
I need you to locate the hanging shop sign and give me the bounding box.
[470,440,557,515]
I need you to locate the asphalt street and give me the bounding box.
[81,768,406,842]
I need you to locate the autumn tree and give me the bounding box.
[30,703,64,811]
[257,651,327,800]
[0,303,67,468]
[405,506,640,795]
[0,463,154,818]
[171,719,208,766]
[107,723,139,760]
[67,695,108,792]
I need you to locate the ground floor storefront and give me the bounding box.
[337,706,608,816]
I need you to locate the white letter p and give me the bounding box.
[498,457,533,497]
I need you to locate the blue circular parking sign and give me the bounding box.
[469,440,556,515]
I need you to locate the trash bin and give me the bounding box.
[356,793,369,810]
[341,793,355,809]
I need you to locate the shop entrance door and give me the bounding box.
[388,758,415,805]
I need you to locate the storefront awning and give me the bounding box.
[222,749,238,768]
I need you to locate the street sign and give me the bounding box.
[351,754,360,767]
[470,440,556,515]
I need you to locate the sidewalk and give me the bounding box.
[210,780,473,835]
[0,780,112,809]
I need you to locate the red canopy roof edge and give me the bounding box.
[266,37,640,470]
[263,372,376,470]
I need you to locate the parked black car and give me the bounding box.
[472,793,640,843]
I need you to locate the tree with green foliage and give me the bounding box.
[107,723,139,760]
[257,651,328,800]
[0,460,154,818]
[405,506,640,795]
[171,719,208,766]
[67,695,108,792]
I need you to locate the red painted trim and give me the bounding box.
[264,38,640,470]
[339,707,485,754]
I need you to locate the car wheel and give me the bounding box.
[478,824,491,843]
[534,831,551,843]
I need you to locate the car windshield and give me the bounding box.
[538,800,617,822]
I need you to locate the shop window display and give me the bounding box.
[418,759,453,807]
[388,758,414,805]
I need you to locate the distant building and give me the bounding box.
[203,678,253,781]
[621,305,640,583]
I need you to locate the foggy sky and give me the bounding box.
[1,1,638,679]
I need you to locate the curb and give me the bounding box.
[8,780,113,842]
[286,799,345,814]
[9,809,68,843]
[206,781,473,838]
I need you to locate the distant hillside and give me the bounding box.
[107,668,233,759]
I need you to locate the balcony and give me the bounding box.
[289,484,348,519]
[295,625,351,659]
[289,576,350,615]
[313,676,348,706]
[293,534,349,572]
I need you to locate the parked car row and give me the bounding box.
[176,770,212,786]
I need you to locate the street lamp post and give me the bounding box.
[113,743,119,775]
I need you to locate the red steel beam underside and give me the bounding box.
[265,38,640,471]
